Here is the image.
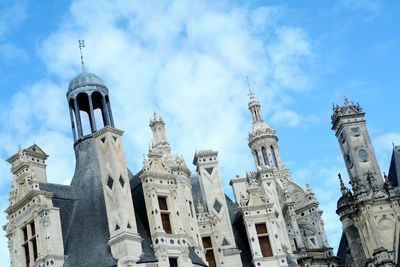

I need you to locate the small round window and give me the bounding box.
[358,149,368,160]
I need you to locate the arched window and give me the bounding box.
[254,110,258,121]
[262,147,269,166]
[91,92,105,129]
[270,146,278,168]
[255,150,261,166]
[77,93,92,136]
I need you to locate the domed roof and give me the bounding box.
[67,72,107,95]
[337,194,350,209]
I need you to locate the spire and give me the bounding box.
[246,77,264,124]
[338,173,350,196]
[246,76,255,100]
[78,40,86,73]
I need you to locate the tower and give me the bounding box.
[5,145,65,267]
[232,87,338,267]
[333,98,399,267]
[193,150,242,266]
[331,97,383,191]
[140,112,206,267]
[64,42,142,265]
[247,89,285,172]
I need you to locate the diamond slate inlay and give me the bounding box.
[205,167,214,175]
[213,199,222,213]
[221,238,230,246]
[119,175,125,187]
[107,176,114,189]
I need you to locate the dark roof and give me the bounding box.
[67,72,107,95]
[189,246,208,266]
[225,195,254,267]
[42,138,117,267]
[39,183,76,249]
[337,232,353,267]
[190,174,207,213]
[129,169,158,263]
[337,194,350,209]
[388,146,400,188]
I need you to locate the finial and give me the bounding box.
[246,76,255,99]
[338,173,344,187]
[383,172,388,180]
[338,173,348,194]
[344,96,349,106]
[18,144,21,151]
[332,102,335,109]
[78,40,86,73]
[305,180,310,190]
[153,111,157,120]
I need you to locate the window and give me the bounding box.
[255,223,273,257]
[254,110,258,121]
[202,236,216,267]
[270,146,278,168]
[261,147,269,166]
[22,221,38,267]
[169,257,178,267]
[255,150,261,166]
[158,197,172,234]
[189,200,194,218]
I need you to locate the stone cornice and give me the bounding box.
[5,190,53,214]
[93,126,124,138]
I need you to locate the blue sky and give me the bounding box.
[0,0,399,262]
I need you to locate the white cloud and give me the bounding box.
[0,0,321,260]
[0,2,27,37]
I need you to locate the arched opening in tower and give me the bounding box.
[77,93,92,136]
[91,91,105,129]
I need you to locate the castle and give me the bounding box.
[3,58,398,266]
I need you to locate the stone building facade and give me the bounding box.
[333,98,400,267]
[4,65,339,266]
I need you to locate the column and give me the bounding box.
[73,98,83,138]
[88,94,97,133]
[106,96,115,127]
[69,106,77,140]
[101,95,110,126]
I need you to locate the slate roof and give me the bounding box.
[388,146,400,188]
[67,72,107,95]
[337,233,353,267]
[128,169,157,263]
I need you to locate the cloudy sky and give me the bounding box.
[0,0,399,262]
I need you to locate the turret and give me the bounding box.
[247,89,284,170]
[331,97,383,192]
[149,112,171,154]
[65,41,142,264]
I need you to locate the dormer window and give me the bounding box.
[158,196,172,234]
[255,223,273,257]
[22,221,38,267]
